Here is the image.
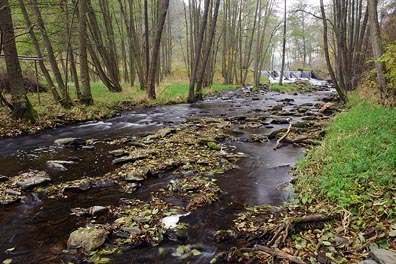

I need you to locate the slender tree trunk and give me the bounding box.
[188,0,210,102]
[368,0,387,104]
[195,0,221,101]
[0,0,37,122]
[18,0,62,104]
[279,0,287,85]
[79,0,93,105]
[320,0,347,102]
[146,0,170,99]
[30,0,72,107]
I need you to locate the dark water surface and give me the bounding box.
[0,88,334,263]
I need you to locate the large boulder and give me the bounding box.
[15,171,50,190]
[67,227,108,252]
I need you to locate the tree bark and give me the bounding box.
[368,0,387,104]
[79,0,93,105]
[279,0,287,86]
[30,0,72,107]
[145,0,170,99]
[320,0,347,103]
[187,0,210,102]
[18,0,62,104]
[0,0,37,122]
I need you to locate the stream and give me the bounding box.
[0,87,335,263]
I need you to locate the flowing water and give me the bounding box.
[0,88,335,263]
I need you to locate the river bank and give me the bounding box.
[218,95,396,263]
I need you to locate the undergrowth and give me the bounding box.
[294,96,396,219]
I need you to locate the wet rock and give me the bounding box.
[46,160,75,171]
[92,179,115,188]
[359,260,378,264]
[16,173,51,190]
[109,149,128,157]
[158,128,176,138]
[270,117,290,125]
[125,140,146,148]
[91,206,109,217]
[112,154,148,165]
[54,138,86,147]
[249,134,268,143]
[125,173,145,182]
[371,249,396,264]
[67,227,108,252]
[122,182,140,193]
[64,181,92,192]
[268,128,287,140]
[166,228,188,244]
[82,145,95,150]
[0,175,9,182]
[6,189,21,196]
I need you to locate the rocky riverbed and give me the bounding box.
[0,86,340,263]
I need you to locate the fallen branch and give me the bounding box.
[274,123,292,150]
[254,245,305,264]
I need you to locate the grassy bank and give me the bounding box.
[224,95,396,263]
[0,80,236,138]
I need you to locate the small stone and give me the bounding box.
[112,154,148,165]
[6,189,21,196]
[82,145,95,150]
[46,160,68,170]
[16,176,51,190]
[371,249,396,264]
[158,128,176,138]
[92,179,114,188]
[359,260,378,264]
[67,227,108,252]
[54,138,86,147]
[125,173,145,182]
[109,149,128,157]
[91,206,108,217]
[0,175,9,182]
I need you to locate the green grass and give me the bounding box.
[270,83,300,92]
[159,83,236,101]
[295,96,396,218]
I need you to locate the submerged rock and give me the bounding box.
[67,226,108,252]
[112,154,148,165]
[46,160,75,171]
[54,137,86,147]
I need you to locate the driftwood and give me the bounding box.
[274,123,292,150]
[319,102,335,113]
[254,245,305,264]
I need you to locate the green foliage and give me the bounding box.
[270,84,299,92]
[159,83,236,101]
[295,97,396,218]
[380,44,396,99]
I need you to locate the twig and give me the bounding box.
[274,123,292,150]
[254,245,305,264]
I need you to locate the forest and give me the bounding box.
[0,0,395,263]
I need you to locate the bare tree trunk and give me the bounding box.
[187,0,210,103]
[368,0,387,104]
[195,0,221,101]
[31,0,72,107]
[279,0,287,85]
[146,0,170,99]
[18,0,62,104]
[0,0,37,122]
[320,0,347,103]
[79,0,93,105]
